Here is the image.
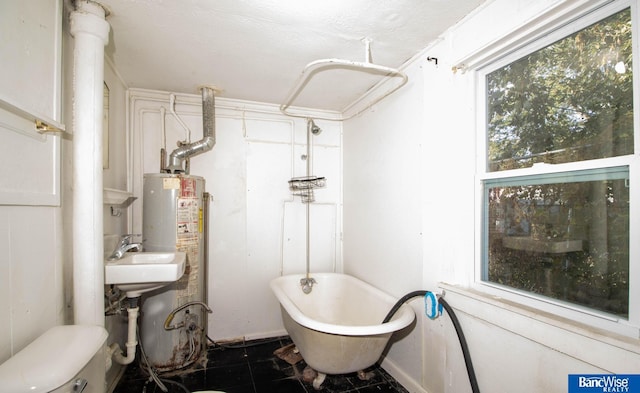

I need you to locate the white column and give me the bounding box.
[69,0,110,326]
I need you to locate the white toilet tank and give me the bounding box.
[0,325,108,393]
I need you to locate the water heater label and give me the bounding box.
[163,177,181,190]
[181,177,197,197]
[176,197,199,245]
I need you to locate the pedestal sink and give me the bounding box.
[105,251,186,297]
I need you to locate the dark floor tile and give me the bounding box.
[177,369,207,391]
[204,362,254,390]
[278,336,294,346]
[245,336,288,361]
[250,358,297,383]
[254,377,309,393]
[383,378,410,393]
[156,377,194,392]
[206,345,249,367]
[114,378,189,393]
[219,383,257,393]
[379,369,410,393]
[112,378,148,393]
[356,382,405,392]
[114,336,410,393]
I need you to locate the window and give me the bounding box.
[479,4,635,324]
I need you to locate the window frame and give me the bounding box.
[473,0,640,338]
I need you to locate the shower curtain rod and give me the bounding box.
[279,42,408,121]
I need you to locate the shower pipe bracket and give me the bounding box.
[279,42,408,121]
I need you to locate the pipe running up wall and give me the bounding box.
[69,0,110,326]
[166,86,217,173]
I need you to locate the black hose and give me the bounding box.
[438,296,480,393]
[382,291,480,393]
[382,290,428,323]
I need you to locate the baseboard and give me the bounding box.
[208,329,289,344]
[244,329,288,341]
[380,357,429,393]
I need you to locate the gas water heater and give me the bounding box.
[140,173,209,371]
[139,86,216,371]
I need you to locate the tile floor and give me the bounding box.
[113,336,410,393]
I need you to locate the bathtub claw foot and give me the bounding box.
[357,370,375,381]
[312,372,327,390]
[302,366,317,383]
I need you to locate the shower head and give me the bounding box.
[307,118,322,135]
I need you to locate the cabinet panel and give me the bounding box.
[0,0,62,122]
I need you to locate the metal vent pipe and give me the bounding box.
[166,86,216,173]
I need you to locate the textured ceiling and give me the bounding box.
[99,0,485,112]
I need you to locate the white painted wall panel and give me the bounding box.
[282,202,337,275]
[0,0,62,121]
[343,57,425,389]
[200,117,249,341]
[0,110,60,206]
[130,90,343,341]
[245,140,292,335]
[0,206,62,363]
[0,0,64,365]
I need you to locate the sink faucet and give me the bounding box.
[108,234,143,261]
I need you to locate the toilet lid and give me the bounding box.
[0,325,107,393]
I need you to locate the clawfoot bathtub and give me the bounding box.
[270,273,415,387]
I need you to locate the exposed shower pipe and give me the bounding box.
[166,86,218,173]
[305,119,322,187]
[300,118,322,294]
[363,37,373,63]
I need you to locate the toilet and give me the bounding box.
[0,325,108,393]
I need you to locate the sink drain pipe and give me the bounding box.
[106,297,140,370]
[382,291,480,393]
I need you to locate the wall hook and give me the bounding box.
[427,57,438,66]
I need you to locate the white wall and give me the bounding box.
[127,90,343,341]
[344,1,640,393]
[343,56,426,388]
[0,204,64,362]
[0,0,65,364]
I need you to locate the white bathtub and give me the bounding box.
[270,273,415,376]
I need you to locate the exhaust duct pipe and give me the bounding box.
[166,86,217,173]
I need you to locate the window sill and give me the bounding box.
[439,283,640,372]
